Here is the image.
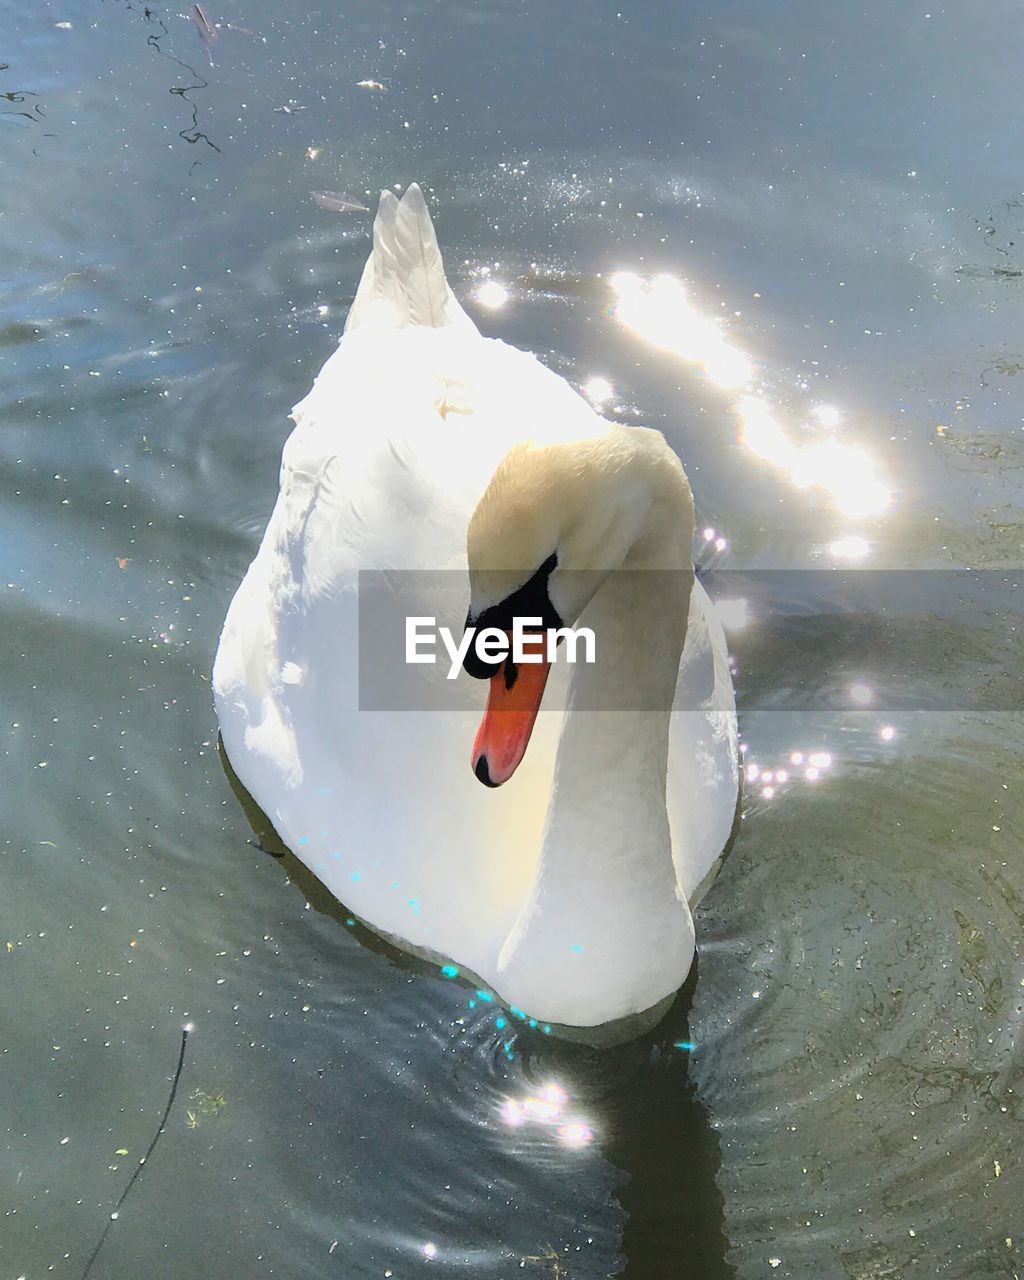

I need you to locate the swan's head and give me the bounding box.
[463,429,691,786]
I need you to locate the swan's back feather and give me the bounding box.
[346,185,476,334]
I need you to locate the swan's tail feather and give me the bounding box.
[345,184,475,334]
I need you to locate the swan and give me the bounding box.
[213,184,739,1036]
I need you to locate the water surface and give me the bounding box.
[3,2,1023,1276]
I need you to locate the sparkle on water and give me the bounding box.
[611,272,891,523]
[712,597,750,631]
[474,280,510,309]
[829,534,871,560]
[583,375,614,405]
[746,745,839,803]
[558,1121,594,1150]
[500,1081,593,1149]
[812,403,842,429]
[739,396,891,520]
[611,272,753,390]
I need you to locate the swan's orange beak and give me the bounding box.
[471,640,552,787]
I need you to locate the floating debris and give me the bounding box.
[190,3,218,63]
[188,4,259,62]
[311,190,370,214]
[521,1245,565,1278]
[274,100,305,114]
[937,428,1024,473]
[189,1088,227,1118]
[954,264,1024,280]
[355,79,388,92]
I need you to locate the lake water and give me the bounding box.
[3,2,1022,1277]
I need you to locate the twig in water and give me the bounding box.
[79,1025,192,1280]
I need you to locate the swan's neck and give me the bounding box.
[556,563,691,815]
[497,448,696,1025]
[542,552,693,896]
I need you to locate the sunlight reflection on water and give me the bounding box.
[611,272,892,525]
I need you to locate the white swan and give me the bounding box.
[213,184,739,1035]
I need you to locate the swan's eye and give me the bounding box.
[463,552,560,680]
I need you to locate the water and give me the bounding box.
[2,1,1022,1276]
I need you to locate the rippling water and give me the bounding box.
[3,2,1023,1276]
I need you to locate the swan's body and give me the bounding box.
[214,186,739,1033]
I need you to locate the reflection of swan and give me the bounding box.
[213,185,739,1035]
[522,961,736,1280]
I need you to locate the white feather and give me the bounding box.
[345,184,475,333]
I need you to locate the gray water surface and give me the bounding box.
[3,2,1023,1277]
